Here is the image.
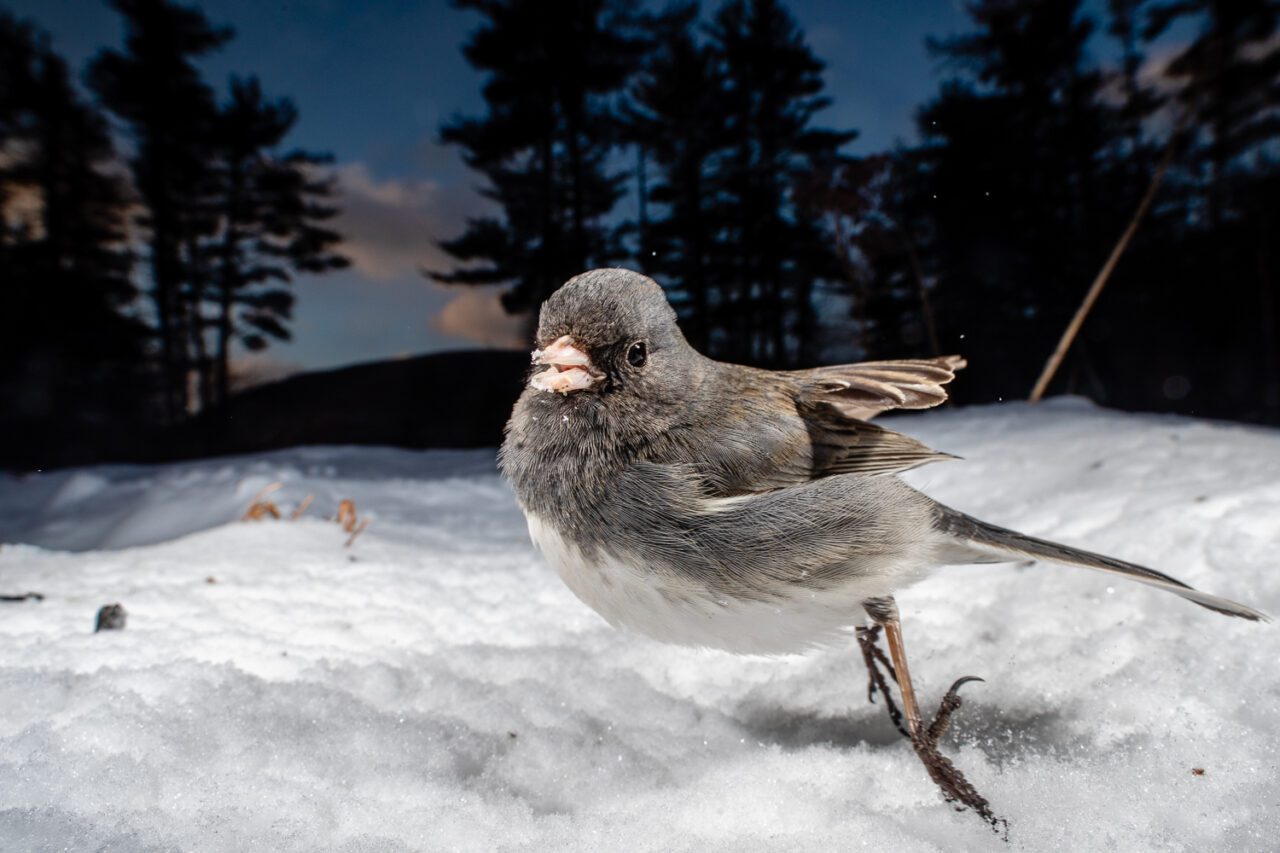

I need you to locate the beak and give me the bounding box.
[529,335,602,394]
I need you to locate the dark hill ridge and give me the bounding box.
[172,349,529,460]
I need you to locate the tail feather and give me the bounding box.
[935,507,1270,622]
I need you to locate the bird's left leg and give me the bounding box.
[863,596,1005,835]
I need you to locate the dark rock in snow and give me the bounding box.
[94,603,127,632]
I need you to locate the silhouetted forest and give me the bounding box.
[2,0,347,468]
[436,0,1279,418]
[3,0,1278,471]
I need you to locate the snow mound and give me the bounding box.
[1,400,1278,851]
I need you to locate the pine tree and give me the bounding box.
[914,0,1116,399]
[624,3,727,353]
[88,0,232,423]
[88,1,346,417]
[1141,0,1280,419]
[204,76,347,408]
[431,0,645,324]
[1145,0,1280,226]
[0,12,146,466]
[795,151,942,360]
[1106,0,1161,160]
[703,0,855,366]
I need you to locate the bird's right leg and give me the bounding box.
[862,596,1005,835]
[862,597,923,735]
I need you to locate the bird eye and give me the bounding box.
[626,341,647,368]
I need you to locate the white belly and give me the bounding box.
[525,513,903,654]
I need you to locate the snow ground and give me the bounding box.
[1,399,1278,852]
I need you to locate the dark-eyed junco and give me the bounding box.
[500,268,1267,830]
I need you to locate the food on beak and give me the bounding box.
[530,335,601,394]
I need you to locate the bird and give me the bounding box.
[499,268,1267,830]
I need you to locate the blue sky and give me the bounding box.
[11,0,982,376]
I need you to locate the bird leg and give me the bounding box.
[856,624,908,737]
[863,597,1006,836]
[879,617,924,736]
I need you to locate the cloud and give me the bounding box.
[319,160,528,355]
[229,354,304,392]
[331,161,489,281]
[431,286,528,350]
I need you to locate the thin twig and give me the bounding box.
[0,592,44,602]
[245,481,283,505]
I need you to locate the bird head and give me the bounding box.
[527,269,693,399]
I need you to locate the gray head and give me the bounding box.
[528,269,695,398]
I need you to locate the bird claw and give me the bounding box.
[926,675,984,747]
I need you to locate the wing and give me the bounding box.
[682,355,965,495]
[790,355,967,422]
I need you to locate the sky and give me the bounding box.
[9,0,979,377]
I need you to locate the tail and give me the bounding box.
[935,506,1270,622]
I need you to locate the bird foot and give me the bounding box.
[856,625,909,737]
[912,677,1007,838]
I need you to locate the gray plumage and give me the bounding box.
[500,269,1266,654]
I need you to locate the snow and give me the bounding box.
[1,399,1278,851]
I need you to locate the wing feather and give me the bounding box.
[793,355,967,421]
[801,401,959,477]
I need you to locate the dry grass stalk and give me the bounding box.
[344,518,371,548]
[290,494,314,520]
[1030,118,1186,403]
[241,487,369,546]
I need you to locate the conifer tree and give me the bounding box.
[432,0,645,323]
[1145,0,1280,226]
[704,0,855,366]
[1142,0,1280,419]
[631,0,853,366]
[204,76,347,408]
[0,12,145,466]
[88,0,232,422]
[915,0,1115,398]
[625,3,727,353]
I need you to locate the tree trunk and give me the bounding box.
[215,162,244,408]
[216,282,232,406]
[151,221,181,425]
[185,235,213,412]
